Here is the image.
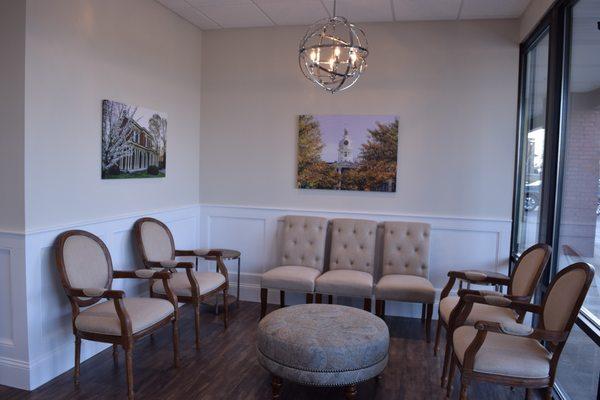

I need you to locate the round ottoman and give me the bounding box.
[257,304,389,399]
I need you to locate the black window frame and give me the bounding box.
[511,0,600,398]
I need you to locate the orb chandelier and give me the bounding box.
[298,0,369,93]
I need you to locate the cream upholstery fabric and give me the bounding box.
[439,296,516,325]
[375,274,435,303]
[75,298,174,335]
[152,271,225,297]
[382,221,431,277]
[280,216,328,271]
[543,268,588,331]
[453,325,551,379]
[329,219,377,273]
[62,235,110,289]
[315,270,373,297]
[512,247,548,297]
[261,266,321,292]
[140,220,174,261]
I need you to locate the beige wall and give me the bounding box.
[200,20,520,220]
[0,0,26,233]
[24,0,203,231]
[520,0,555,40]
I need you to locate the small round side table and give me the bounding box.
[195,248,241,313]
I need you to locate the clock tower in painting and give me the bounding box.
[338,129,353,163]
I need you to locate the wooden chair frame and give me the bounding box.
[133,217,229,349]
[55,230,179,400]
[436,243,551,387]
[446,262,594,400]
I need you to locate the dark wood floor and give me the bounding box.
[0,301,539,400]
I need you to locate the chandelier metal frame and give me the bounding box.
[298,0,369,93]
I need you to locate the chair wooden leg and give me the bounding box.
[74,336,81,385]
[172,320,179,368]
[306,293,313,303]
[260,288,268,319]
[344,384,358,400]
[112,344,118,365]
[363,298,372,312]
[525,388,532,400]
[223,289,229,329]
[425,303,433,343]
[375,299,384,318]
[125,346,134,400]
[421,303,426,322]
[434,319,443,356]
[446,358,456,398]
[271,375,282,399]
[328,295,333,304]
[545,387,553,400]
[280,290,285,308]
[441,337,452,388]
[459,379,468,400]
[315,293,322,303]
[194,301,201,349]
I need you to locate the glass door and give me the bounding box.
[512,30,551,255]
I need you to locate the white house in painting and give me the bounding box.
[117,119,160,172]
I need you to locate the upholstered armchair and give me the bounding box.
[436,243,551,387]
[374,221,435,341]
[260,215,328,318]
[133,217,229,349]
[315,218,378,311]
[54,230,179,400]
[446,262,594,400]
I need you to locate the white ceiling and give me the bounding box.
[157,0,533,30]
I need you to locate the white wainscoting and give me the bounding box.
[0,205,201,390]
[198,204,513,317]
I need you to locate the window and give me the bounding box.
[512,1,600,399]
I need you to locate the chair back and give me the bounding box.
[508,243,552,299]
[541,262,594,333]
[329,218,377,274]
[134,218,175,263]
[54,230,113,307]
[382,221,431,278]
[280,216,328,271]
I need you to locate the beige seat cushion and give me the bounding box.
[153,271,226,297]
[453,325,551,379]
[375,274,435,303]
[439,295,516,325]
[315,270,373,297]
[261,266,321,292]
[75,298,174,336]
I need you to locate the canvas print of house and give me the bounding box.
[101,99,167,179]
[297,115,398,192]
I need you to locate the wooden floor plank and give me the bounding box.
[0,302,537,399]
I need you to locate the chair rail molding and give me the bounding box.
[198,203,512,316]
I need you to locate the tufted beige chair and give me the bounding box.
[315,218,378,311]
[260,216,328,318]
[437,243,551,388]
[447,262,594,400]
[54,230,179,400]
[374,221,434,341]
[133,217,229,350]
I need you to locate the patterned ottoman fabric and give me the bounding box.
[257,304,389,387]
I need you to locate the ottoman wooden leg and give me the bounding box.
[271,375,282,399]
[344,384,358,400]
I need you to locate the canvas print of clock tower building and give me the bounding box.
[297,115,398,192]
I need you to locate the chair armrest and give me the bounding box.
[448,270,510,286]
[68,288,124,299]
[146,260,194,269]
[113,270,171,280]
[474,321,568,342]
[462,294,543,314]
[176,249,224,258]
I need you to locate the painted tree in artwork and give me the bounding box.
[101,100,138,176]
[342,118,398,191]
[148,113,167,166]
[297,115,339,189]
